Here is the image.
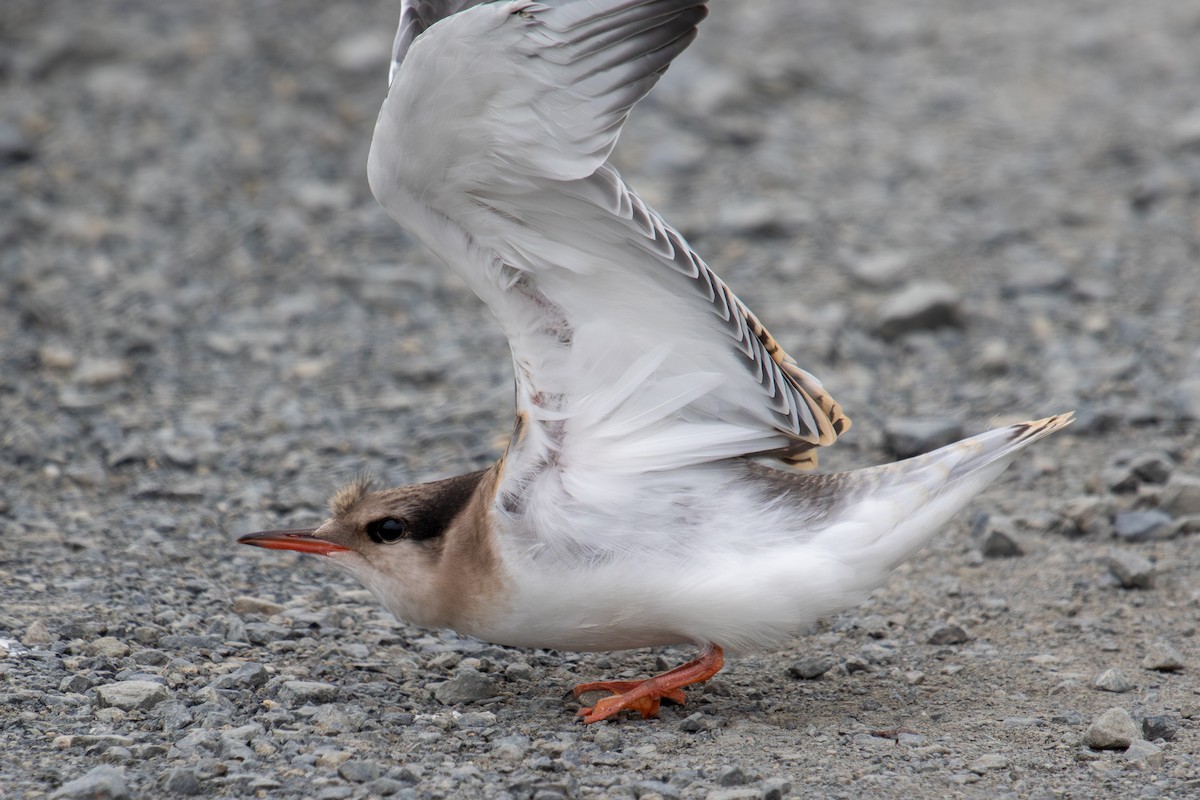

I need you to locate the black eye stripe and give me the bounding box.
[366,517,408,544]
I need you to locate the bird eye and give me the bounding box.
[366,517,408,544]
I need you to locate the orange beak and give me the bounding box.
[237,528,351,556]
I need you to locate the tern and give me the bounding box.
[239,0,1072,723]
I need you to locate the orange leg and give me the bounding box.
[572,644,725,724]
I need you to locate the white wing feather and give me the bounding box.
[367,0,850,507]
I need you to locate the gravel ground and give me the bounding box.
[3,1,1199,798]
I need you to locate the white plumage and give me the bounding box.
[242,0,1073,723]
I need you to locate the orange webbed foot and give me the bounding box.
[571,644,724,724]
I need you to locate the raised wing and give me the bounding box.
[368,0,850,490]
[388,0,485,86]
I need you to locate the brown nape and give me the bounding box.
[402,469,491,542]
[429,467,506,630]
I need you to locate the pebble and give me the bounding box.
[338,760,382,783]
[72,357,132,387]
[848,250,910,288]
[968,754,1009,774]
[787,655,835,680]
[278,680,338,706]
[1160,473,1200,515]
[927,623,970,645]
[872,281,963,339]
[978,516,1025,558]
[22,620,55,646]
[1123,739,1165,769]
[1141,641,1185,672]
[1056,496,1113,538]
[1083,707,1139,750]
[1113,510,1174,542]
[433,668,498,705]
[162,767,201,795]
[51,766,129,800]
[1093,668,1134,693]
[232,596,286,616]
[96,680,170,711]
[1141,714,1179,741]
[679,712,710,733]
[883,418,965,458]
[209,662,269,690]
[1107,550,1155,589]
[86,637,130,658]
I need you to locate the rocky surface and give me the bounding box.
[2,0,1199,798]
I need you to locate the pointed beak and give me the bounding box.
[237,528,352,556]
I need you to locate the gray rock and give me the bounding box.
[872,281,963,339]
[788,655,835,680]
[86,636,131,658]
[1056,497,1113,538]
[1093,668,1134,693]
[51,766,129,800]
[716,765,747,787]
[163,767,201,795]
[1107,550,1155,589]
[278,680,338,706]
[849,250,911,288]
[367,778,404,797]
[1141,714,1179,741]
[1113,510,1173,542]
[338,760,381,783]
[679,712,710,733]
[979,517,1025,558]
[232,596,285,616]
[1083,707,1139,750]
[96,680,170,711]
[1141,640,1185,672]
[22,620,56,646]
[1173,377,1200,420]
[433,668,497,705]
[883,418,965,458]
[968,753,1009,774]
[927,623,970,645]
[1123,738,1164,769]
[1160,473,1200,516]
[209,662,269,690]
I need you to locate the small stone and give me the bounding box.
[232,596,285,616]
[1123,739,1164,769]
[51,766,129,800]
[979,517,1025,558]
[1174,378,1200,421]
[210,662,269,690]
[1114,510,1174,542]
[1169,107,1200,150]
[1107,550,1155,589]
[788,655,835,680]
[60,674,90,693]
[433,668,497,705]
[849,250,910,288]
[86,636,130,658]
[872,281,963,339]
[976,338,1011,374]
[1160,474,1200,516]
[904,670,925,686]
[1083,707,1139,750]
[330,31,392,73]
[367,778,404,797]
[163,768,201,795]
[927,623,970,646]
[96,680,170,711]
[1128,453,1173,484]
[1142,641,1185,672]
[1056,497,1113,538]
[278,680,338,705]
[456,711,498,728]
[72,357,132,387]
[716,765,746,787]
[338,760,381,783]
[21,620,55,646]
[39,344,78,370]
[679,712,709,733]
[883,417,965,458]
[968,754,1009,774]
[1093,669,1134,693]
[504,662,534,681]
[1141,714,1178,741]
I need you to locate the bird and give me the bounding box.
[239,0,1073,724]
